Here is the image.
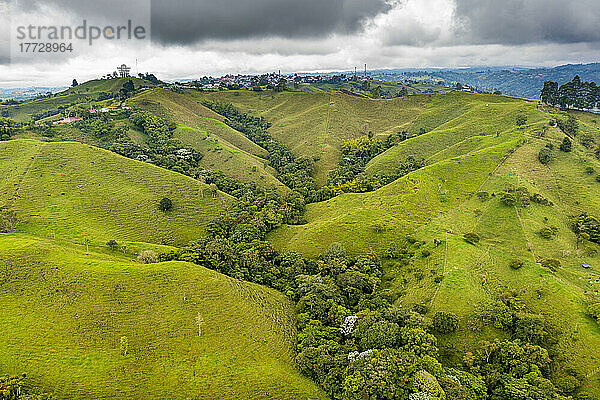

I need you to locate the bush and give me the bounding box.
[432,311,459,333]
[560,137,572,152]
[585,166,595,175]
[541,258,561,271]
[159,197,173,211]
[476,191,489,201]
[138,249,158,264]
[596,175,600,183]
[324,242,346,262]
[538,147,553,165]
[463,232,480,245]
[509,259,524,269]
[106,240,119,250]
[516,114,527,127]
[539,227,556,239]
[500,192,517,206]
[588,303,600,322]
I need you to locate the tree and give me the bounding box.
[106,240,119,251]
[83,238,90,255]
[138,249,158,264]
[123,79,135,93]
[516,113,527,127]
[538,147,553,165]
[559,137,572,152]
[324,242,346,262]
[72,79,78,87]
[432,311,459,333]
[120,336,128,356]
[159,197,173,211]
[463,232,480,245]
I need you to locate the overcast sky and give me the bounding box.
[1,0,600,87]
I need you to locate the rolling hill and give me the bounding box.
[128,88,288,192]
[195,90,431,185]
[0,78,157,123]
[0,139,233,246]
[0,233,326,400]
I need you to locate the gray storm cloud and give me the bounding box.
[149,0,395,44]
[453,0,600,45]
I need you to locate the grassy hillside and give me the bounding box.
[0,78,155,123]
[398,128,600,393]
[269,137,522,256]
[365,92,546,176]
[0,139,233,246]
[128,89,288,191]
[196,90,430,184]
[0,234,326,400]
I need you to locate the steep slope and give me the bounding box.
[268,137,522,256]
[0,234,326,400]
[0,139,233,246]
[197,90,430,184]
[129,89,288,192]
[365,92,546,176]
[399,127,600,393]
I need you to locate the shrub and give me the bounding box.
[432,311,459,333]
[516,114,527,127]
[560,137,572,152]
[539,227,556,239]
[509,259,524,269]
[538,147,553,165]
[420,249,431,258]
[588,303,600,322]
[138,249,158,264]
[324,242,346,262]
[476,191,489,201]
[500,192,517,206]
[541,258,561,271]
[585,166,595,175]
[463,232,480,245]
[412,304,429,315]
[596,175,600,183]
[159,197,173,211]
[106,240,119,251]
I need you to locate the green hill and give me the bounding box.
[0,233,326,400]
[128,89,288,192]
[365,92,545,176]
[268,137,521,256]
[0,78,156,123]
[196,90,431,184]
[0,139,233,246]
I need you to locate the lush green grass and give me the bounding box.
[127,89,289,191]
[366,92,546,176]
[0,78,155,123]
[0,233,326,400]
[0,139,233,246]
[195,90,431,184]
[268,138,521,256]
[396,127,600,392]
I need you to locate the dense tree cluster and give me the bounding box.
[0,117,17,141]
[573,213,600,244]
[541,76,600,110]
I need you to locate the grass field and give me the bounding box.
[0,139,233,246]
[0,233,326,400]
[195,90,431,184]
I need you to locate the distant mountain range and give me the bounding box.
[365,63,600,99]
[0,86,67,101]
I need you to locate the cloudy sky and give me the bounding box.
[1,0,600,87]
